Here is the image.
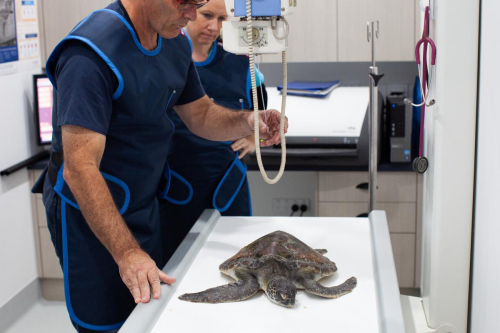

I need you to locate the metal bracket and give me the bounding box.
[369,73,385,87]
[366,20,379,42]
[420,0,434,20]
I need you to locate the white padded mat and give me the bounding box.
[151,217,380,333]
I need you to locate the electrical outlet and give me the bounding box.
[272,198,311,216]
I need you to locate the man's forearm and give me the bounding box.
[184,103,253,141]
[175,95,285,146]
[63,163,140,263]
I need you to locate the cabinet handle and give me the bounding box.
[356,183,369,190]
[356,213,369,218]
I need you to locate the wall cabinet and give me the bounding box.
[337,0,416,62]
[261,0,338,63]
[38,0,114,64]
[37,0,418,64]
[262,0,419,63]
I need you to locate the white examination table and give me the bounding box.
[119,210,405,333]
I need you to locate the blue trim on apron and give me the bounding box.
[54,164,130,331]
[194,40,217,67]
[246,177,253,216]
[53,163,130,214]
[61,201,125,331]
[159,163,193,205]
[212,152,248,213]
[63,35,124,100]
[46,8,161,94]
[100,9,162,56]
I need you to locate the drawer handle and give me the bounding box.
[356,213,369,218]
[356,183,369,190]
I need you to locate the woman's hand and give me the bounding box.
[231,135,256,159]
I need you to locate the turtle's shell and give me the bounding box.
[219,231,337,278]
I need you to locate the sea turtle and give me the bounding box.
[179,230,357,308]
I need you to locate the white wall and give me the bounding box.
[470,0,500,331]
[0,66,44,308]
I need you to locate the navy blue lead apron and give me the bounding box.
[31,7,193,331]
[159,39,260,265]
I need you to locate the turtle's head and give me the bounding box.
[266,276,297,308]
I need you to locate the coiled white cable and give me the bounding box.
[246,0,287,185]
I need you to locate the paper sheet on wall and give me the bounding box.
[0,0,40,75]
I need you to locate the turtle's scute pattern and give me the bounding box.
[219,231,337,279]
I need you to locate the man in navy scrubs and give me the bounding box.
[32,0,287,332]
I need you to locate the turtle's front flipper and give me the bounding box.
[299,276,357,299]
[315,249,328,255]
[179,271,259,304]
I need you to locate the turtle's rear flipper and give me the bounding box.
[315,249,328,255]
[179,271,259,304]
[300,276,357,299]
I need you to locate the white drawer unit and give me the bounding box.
[319,201,416,233]
[318,171,421,288]
[319,172,417,203]
[30,169,65,300]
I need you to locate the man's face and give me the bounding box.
[146,0,199,39]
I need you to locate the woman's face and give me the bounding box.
[185,0,228,46]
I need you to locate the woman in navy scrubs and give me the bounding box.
[159,0,268,264]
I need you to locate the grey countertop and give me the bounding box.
[28,157,414,172]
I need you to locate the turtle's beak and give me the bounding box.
[280,293,295,308]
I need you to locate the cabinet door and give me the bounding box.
[318,172,369,202]
[319,202,369,218]
[377,172,417,202]
[261,0,337,63]
[320,202,416,233]
[41,0,113,63]
[319,172,417,203]
[337,0,415,61]
[390,233,415,288]
[40,227,63,279]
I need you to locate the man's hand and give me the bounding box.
[249,109,288,147]
[231,135,256,159]
[117,248,176,304]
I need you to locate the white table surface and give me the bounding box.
[150,216,380,333]
[266,87,369,138]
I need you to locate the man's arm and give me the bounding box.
[174,95,288,146]
[62,125,176,304]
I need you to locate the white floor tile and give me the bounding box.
[3,300,74,333]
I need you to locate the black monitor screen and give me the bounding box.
[34,75,53,145]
